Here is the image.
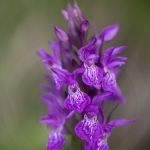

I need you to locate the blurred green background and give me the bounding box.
[0,0,150,149]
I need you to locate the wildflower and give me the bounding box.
[37,1,138,150]
[101,46,127,92]
[84,107,138,150]
[77,38,103,89]
[51,68,91,115]
[39,93,67,150]
[75,114,103,145]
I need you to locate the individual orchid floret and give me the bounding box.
[82,54,103,89]
[77,38,97,62]
[39,93,66,127]
[51,68,91,115]
[101,46,126,92]
[85,107,138,150]
[77,38,103,89]
[102,46,127,70]
[54,26,70,46]
[37,40,61,71]
[39,93,67,150]
[75,114,103,145]
[37,42,64,90]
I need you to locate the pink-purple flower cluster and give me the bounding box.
[37,1,138,150]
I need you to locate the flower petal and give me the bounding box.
[102,47,115,66]
[108,118,138,128]
[106,60,125,69]
[64,85,91,113]
[75,114,103,144]
[100,23,120,42]
[78,38,97,62]
[92,91,113,105]
[46,130,65,150]
[111,46,126,57]
[102,72,116,92]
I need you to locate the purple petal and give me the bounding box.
[115,56,127,60]
[75,114,103,144]
[101,23,120,42]
[77,38,97,62]
[102,72,116,92]
[51,68,67,81]
[108,118,138,128]
[106,60,125,69]
[39,115,60,127]
[48,40,60,58]
[64,85,91,113]
[52,73,65,90]
[37,48,52,59]
[111,46,126,57]
[82,59,103,90]
[102,47,115,66]
[46,131,65,150]
[92,91,113,105]
[84,54,100,64]
[73,67,85,77]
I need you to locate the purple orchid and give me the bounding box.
[51,68,91,116]
[101,46,127,93]
[84,107,138,150]
[75,114,103,145]
[39,93,67,150]
[37,40,61,71]
[77,38,103,89]
[37,1,138,150]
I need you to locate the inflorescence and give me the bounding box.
[37,1,138,150]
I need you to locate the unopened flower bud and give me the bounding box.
[61,10,69,20]
[54,26,70,45]
[80,20,90,33]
